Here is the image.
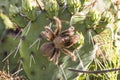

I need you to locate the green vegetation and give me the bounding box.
[0,0,120,80]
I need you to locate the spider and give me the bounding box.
[40,16,80,64]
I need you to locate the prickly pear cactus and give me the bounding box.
[8,0,97,80]
[0,12,17,70]
[0,12,27,80]
[14,0,97,80]
[0,1,27,78]
[0,0,120,80]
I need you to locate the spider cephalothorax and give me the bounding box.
[40,16,80,64]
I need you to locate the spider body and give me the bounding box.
[40,16,80,64]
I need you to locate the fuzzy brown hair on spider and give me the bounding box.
[40,16,80,64]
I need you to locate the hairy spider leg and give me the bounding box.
[44,26,55,40]
[41,26,55,41]
[53,16,62,36]
[60,26,75,37]
[50,48,60,64]
[61,48,76,61]
[65,35,80,48]
[61,35,80,48]
[52,49,60,64]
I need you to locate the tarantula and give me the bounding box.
[40,16,80,64]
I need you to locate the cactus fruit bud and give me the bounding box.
[85,9,101,29]
[45,0,59,18]
[67,0,81,14]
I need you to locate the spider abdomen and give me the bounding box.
[40,42,55,56]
